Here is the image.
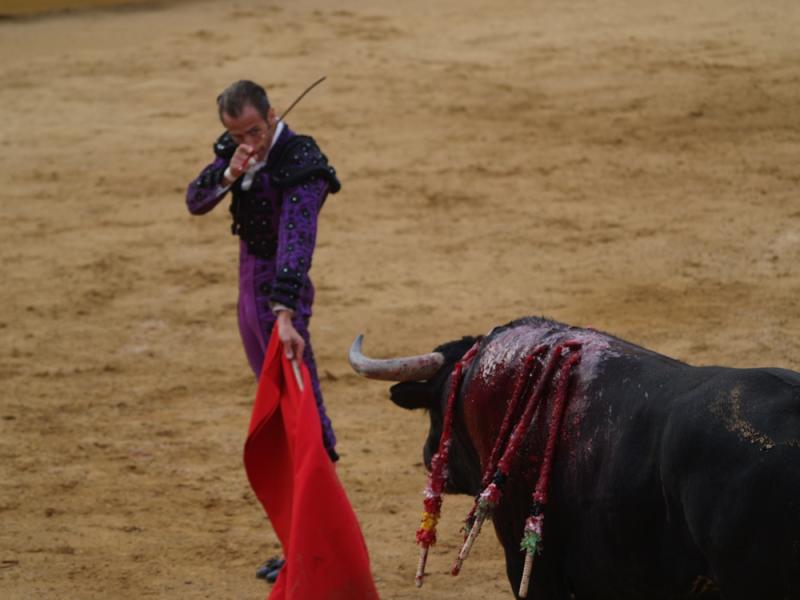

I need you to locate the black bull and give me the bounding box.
[350,317,800,600]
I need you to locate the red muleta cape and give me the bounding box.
[244,325,379,600]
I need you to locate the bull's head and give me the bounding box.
[349,334,482,495]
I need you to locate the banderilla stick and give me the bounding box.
[518,551,535,598]
[415,546,429,587]
[452,509,488,575]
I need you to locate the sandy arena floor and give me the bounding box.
[1,0,798,598]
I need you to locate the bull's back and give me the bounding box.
[552,356,800,599]
[660,366,800,599]
[549,352,712,598]
[463,322,800,599]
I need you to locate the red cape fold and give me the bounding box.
[244,326,380,600]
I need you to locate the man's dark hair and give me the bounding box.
[217,80,270,121]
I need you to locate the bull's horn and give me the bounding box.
[348,334,445,382]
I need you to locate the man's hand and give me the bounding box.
[223,143,255,184]
[276,310,305,361]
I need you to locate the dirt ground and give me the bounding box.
[1,0,798,598]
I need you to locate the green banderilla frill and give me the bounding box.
[518,514,545,598]
[520,529,542,555]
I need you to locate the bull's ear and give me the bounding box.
[389,381,434,411]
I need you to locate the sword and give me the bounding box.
[277,76,326,124]
[275,77,326,394]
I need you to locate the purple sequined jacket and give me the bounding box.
[185,125,340,318]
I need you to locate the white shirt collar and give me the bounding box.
[248,120,285,171]
[266,120,285,162]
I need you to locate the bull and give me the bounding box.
[349,317,800,600]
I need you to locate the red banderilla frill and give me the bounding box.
[414,341,481,588]
[411,338,582,593]
[454,342,569,573]
[452,344,548,575]
[518,345,582,598]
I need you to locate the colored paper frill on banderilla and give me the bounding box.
[244,325,380,600]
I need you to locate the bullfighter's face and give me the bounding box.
[221,103,276,162]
